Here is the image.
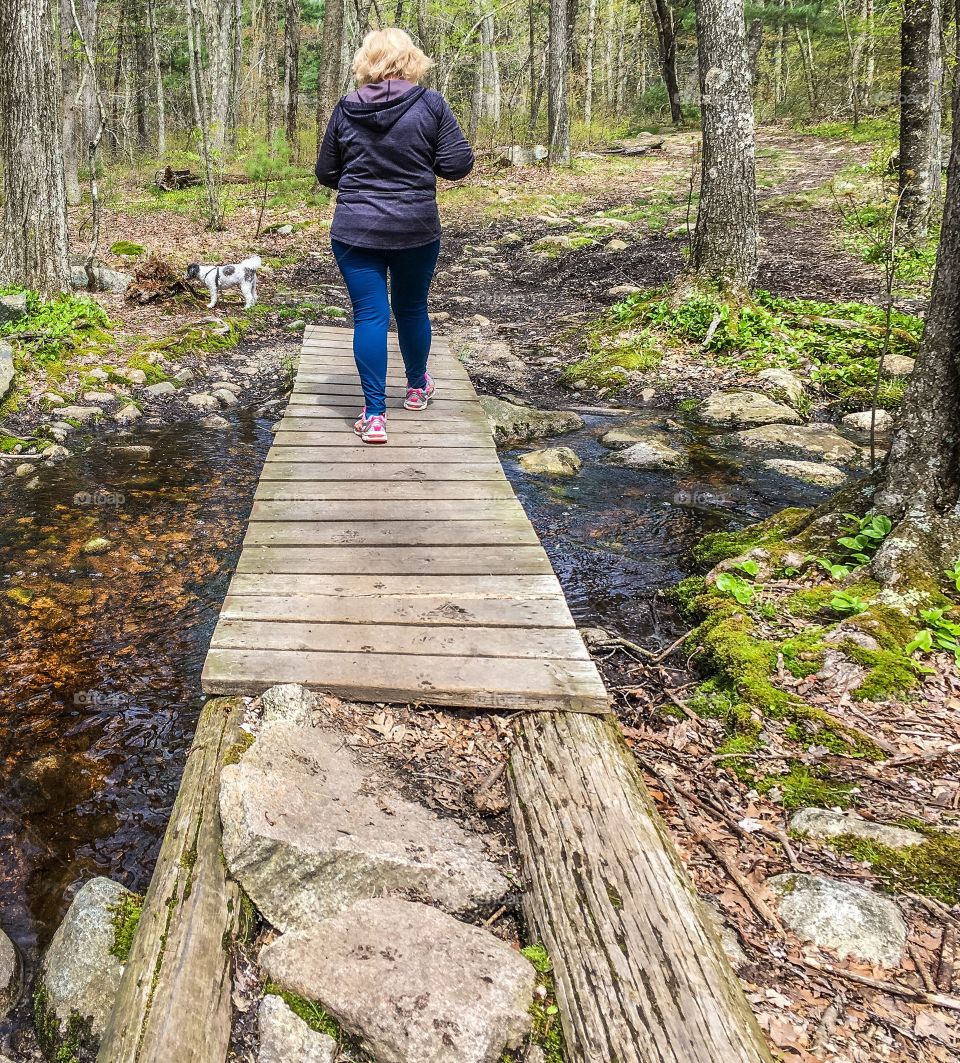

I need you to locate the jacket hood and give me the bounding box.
[340,85,427,133]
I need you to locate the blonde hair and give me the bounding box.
[351,28,433,86]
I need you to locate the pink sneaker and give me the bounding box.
[404,371,436,411]
[354,409,388,444]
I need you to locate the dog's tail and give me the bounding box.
[241,255,262,271]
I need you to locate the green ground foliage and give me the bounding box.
[829,830,960,904]
[563,287,921,405]
[502,945,564,1063]
[264,983,342,1041]
[0,288,113,369]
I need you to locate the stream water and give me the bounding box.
[0,403,827,1020]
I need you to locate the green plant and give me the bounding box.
[906,608,960,662]
[944,559,960,593]
[830,590,869,616]
[836,513,892,565]
[715,572,755,605]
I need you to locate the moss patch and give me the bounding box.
[223,730,256,766]
[830,831,960,903]
[33,983,97,1063]
[109,891,144,962]
[758,764,854,810]
[692,508,810,568]
[513,945,564,1063]
[263,983,342,1041]
[560,332,662,390]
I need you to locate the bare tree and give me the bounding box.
[263,0,280,141]
[898,0,943,244]
[186,0,225,228]
[283,0,301,156]
[195,0,239,153]
[316,0,345,148]
[689,0,759,291]
[548,0,570,164]
[649,0,682,124]
[0,0,72,294]
[61,0,83,204]
[147,0,166,153]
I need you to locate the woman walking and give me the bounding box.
[315,29,474,444]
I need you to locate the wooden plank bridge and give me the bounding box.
[201,323,609,713]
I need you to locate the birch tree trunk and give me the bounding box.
[899,0,943,244]
[650,0,683,124]
[61,0,83,205]
[196,0,236,154]
[263,0,280,141]
[0,0,72,295]
[690,0,759,291]
[585,0,596,126]
[80,0,98,146]
[548,0,571,163]
[283,0,301,157]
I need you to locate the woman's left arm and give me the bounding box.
[315,107,343,188]
[433,96,474,181]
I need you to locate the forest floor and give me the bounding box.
[3,124,959,1062]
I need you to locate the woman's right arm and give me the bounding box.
[315,107,343,189]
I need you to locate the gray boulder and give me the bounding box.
[0,928,21,1019]
[38,877,130,1045]
[600,418,664,449]
[220,720,508,932]
[200,414,231,429]
[143,381,176,398]
[260,683,317,727]
[0,294,27,325]
[722,423,871,466]
[756,367,805,407]
[114,405,142,425]
[841,409,894,433]
[260,899,535,1063]
[213,388,239,408]
[258,994,337,1063]
[696,390,802,428]
[607,284,642,297]
[761,459,847,488]
[187,393,220,410]
[767,873,907,967]
[59,405,103,424]
[517,446,581,477]
[882,354,915,377]
[790,808,926,850]
[608,436,687,470]
[479,396,583,447]
[69,265,133,294]
[0,341,13,403]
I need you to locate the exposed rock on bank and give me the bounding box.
[789,807,927,849]
[258,994,338,1063]
[0,928,20,1019]
[695,390,802,428]
[518,446,581,476]
[479,395,584,446]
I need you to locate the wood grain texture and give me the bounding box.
[509,712,775,1063]
[97,697,244,1063]
[202,327,608,712]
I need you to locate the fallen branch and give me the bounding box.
[796,956,960,1012]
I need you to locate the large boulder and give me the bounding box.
[260,899,535,1063]
[882,354,915,377]
[517,446,581,477]
[69,265,133,295]
[789,808,926,850]
[0,294,27,325]
[37,877,131,1052]
[607,435,687,470]
[0,928,21,1019]
[220,719,508,932]
[841,409,894,433]
[479,396,583,447]
[756,367,805,407]
[761,459,847,488]
[0,341,13,403]
[767,873,907,968]
[721,423,871,466]
[258,994,337,1063]
[695,390,802,428]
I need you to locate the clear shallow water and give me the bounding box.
[503,411,828,642]
[0,414,271,993]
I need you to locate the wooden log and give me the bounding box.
[97,697,245,1063]
[509,712,774,1063]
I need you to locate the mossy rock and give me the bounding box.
[109,241,147,258]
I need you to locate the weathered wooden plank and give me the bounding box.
[258,462,507,481]
[250,498,526,522]
[264,447,498,464]
[509,712,773,1063]
[254,479,517,501]
[227,573,562,596]
[270,432,493,450]
[242,519,539,547]
[210,619,588,659]
[97,697,244,1063]
[282,401,487,418]
[292,383,476,397]
[202,648,610,712]
[220,593,573,626]
[274,416,491,436]
[296,365,468,382]
[233,546,555,576]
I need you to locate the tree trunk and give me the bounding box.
[899,0,944,244]
[875,77,960,547]
[316,0,344,152]
[548,0,570,163]
[60,0,83,206]
[263,0,280,141]
[585,0,596,127]
[186,0,225,229]
[196,0,236,154]
[0,0,72,295]
[650,0,683,124]
[147,0,166,153]
[79,0,98,145]
[283,0,301,158]
[690,0,759,291]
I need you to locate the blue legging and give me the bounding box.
[331,239,441,417]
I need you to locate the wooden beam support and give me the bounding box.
[509,712,773,1063]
